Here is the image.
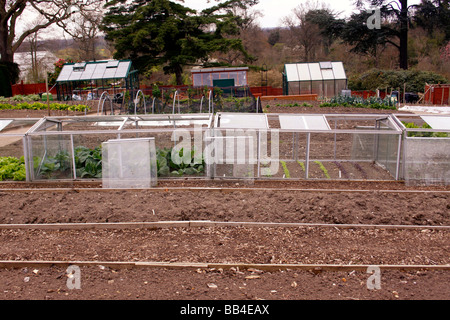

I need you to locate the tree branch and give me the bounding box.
[386,39,400,49]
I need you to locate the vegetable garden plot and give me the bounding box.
[131,86,259,115]
[263,113,402,181]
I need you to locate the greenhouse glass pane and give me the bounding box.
[309,63,323,81]
[297,64,311,81]
[103,65,117,79]
[73,62,86,70]
[321,68,334,80]
[68,69,82,81]
[323,80,335,97]
[336,79,348,94]
[300,81,312,94]
[319,61,333,69]
[57,66,73,81]
[106,60,120,68]
[289,81,300,95]
[332,62,347,80]
[79,63,96,81]
[91,64,106,80]
[204,73,212,86]
[229,72,237,82]
[113,61,130,78]
[311,81,323,96]
[285,64,300,82]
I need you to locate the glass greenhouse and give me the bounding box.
[282,61,348,98]
[55,60,139,102]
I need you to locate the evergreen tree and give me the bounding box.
[351,0,415,70]
[414,0,450,41]
[101,0,258,85]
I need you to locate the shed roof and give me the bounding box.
[56,60,133,82]
[284,62,347,82]
[191,67,249,74]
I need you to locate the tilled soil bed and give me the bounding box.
[0,187,448,226]
[0,227,448,265]
[0,185,448,302]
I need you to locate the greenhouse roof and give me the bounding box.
[284,61,347,82]
[56,60,133,82]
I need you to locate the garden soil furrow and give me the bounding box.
[0,189,448,226]
[0,227,448,266]
[0,266,448,300]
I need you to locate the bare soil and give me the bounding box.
[0,105,449,304]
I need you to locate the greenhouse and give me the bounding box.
[282,61,348,98]
[55,60,139,102]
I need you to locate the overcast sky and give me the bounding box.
[184,0,422,28]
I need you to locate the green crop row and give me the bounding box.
[0,156,26,181]
[314,160,330,179]
[0,102,90,112]
[320,95,397,110]
[156,147,205,177]
[0,94,41,102]
[280,160,290,178]
[32,145,205,180]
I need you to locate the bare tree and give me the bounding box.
[0,0,101,64]
[283,0,329,62]
[213,6,263,65]
[27,27,40,81]
[57,2,105,61]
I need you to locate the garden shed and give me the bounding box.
[282,61,348,98]
[191,67,249,88]
[55,59,139,102]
